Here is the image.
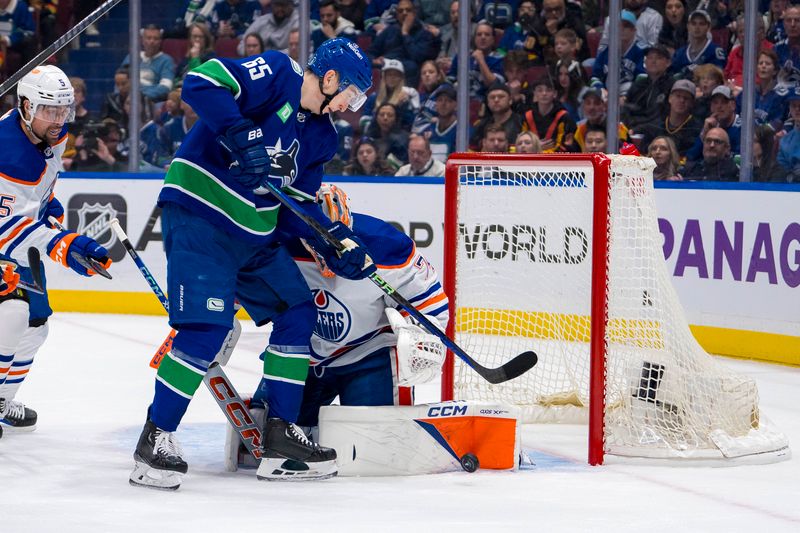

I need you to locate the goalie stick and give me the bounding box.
[261,182,538,385]
[0,0,125,97]
[109,218,262,460]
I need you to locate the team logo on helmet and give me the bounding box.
[312,289,352,343]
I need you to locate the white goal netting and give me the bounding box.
[448,154,789,462]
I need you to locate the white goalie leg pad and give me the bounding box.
[213,317,242,367]
[318,402,521,476]
[129,461,184,491]
[224,396,265,472]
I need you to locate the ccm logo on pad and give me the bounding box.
[427,405,467,417]
[207,298,225,312]
[247,128,263,141]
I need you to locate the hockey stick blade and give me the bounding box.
[70,251,113,279]
[262,181,538,385]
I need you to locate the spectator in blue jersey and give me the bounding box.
[777,87,800,181]
[0,0,35,64]
[680,127,740,181]
[686,85,741,161]
[742,49,789,131]
[425,83,459,162]
[766,0,789,44]
[121,25,176,103]
[671,10,727,81]
[412,59,446,134]
[175,22,216,84]
[590,10,647,97]
[775,5,800,88]
[312,0,358,51]
[497,0,539,59]
[211,0,260,39]
[369,0,441,87]
[236,0,298,54]
[657,0,688,54]
[448,21,505,99]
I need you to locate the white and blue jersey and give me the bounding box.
[671,38,727,79]
[591,40,647,95]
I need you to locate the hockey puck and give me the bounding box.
[460,453,479,473]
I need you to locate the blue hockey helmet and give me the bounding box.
[308,38,372,112]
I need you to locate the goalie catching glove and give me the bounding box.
[46,231,112,277]
[385,308,446,387]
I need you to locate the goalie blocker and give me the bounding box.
[226,401,521,476]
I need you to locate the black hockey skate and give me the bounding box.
[256,418,337,481]
[0,398,37,433]
[129,419,188,491]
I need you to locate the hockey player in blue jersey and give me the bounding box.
[0,66,113,436]
[225,184,449,471]
[129,38,375,489]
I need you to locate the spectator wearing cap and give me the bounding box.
[638,79,703,155]
[470,81,524,151]
[777,87,800,182]
[599,0,664,49]
[424,83,460,162]
[622,44,674,132]
[522,77,576,153]
[447,20,506,99]
[670,10,727,80]
[775,5,800,87]
[680,127,740,182]
[685,85,742,161]
[395,134,446,177]
[236,0,299,54]
[368,0,441,87]
[590,10,647,97]
[312,0,358,51]
[574,88,630,153]
[360,59,420,133]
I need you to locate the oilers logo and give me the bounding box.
[312,289,352,343]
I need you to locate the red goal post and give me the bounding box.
[441,152,789,466]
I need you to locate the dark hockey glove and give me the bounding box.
[217,119,271,189]
[44,197,65,228]
[47,231,112,277]
[312,222,377,280]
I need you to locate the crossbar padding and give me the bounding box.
[318,401,520,476]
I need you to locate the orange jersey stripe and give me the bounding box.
[8,369,29,376]
[400,292,447,318]
[0,166,46,186]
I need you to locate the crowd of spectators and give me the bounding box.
[16,0,800,182]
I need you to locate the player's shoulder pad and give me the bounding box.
[0,112,45,185]
[352,213,414,268]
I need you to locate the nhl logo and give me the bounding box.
[77,202,118,249]
[312,289,352,343]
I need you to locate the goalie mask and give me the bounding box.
[17,65,76,129]
[302,184,354,277]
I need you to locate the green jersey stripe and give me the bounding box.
[156,353,206,398]
[262,350,309,383]
[188,59,242,99]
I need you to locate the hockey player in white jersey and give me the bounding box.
[226,184,449,469]
[0,66,113,434]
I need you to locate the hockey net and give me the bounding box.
[442,153,789,464]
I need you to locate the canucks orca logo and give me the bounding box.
[312,289,352,343]
[267,138,300,184]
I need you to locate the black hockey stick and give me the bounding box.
[48,217,112,279]
[262,182,538,385]
[1,248,44,294]
[109,218,263,460]
[0,0,125,97]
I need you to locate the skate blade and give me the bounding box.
[256,457,337,482]
[129,460,183,491]
[0,422,37,433]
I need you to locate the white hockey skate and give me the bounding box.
[129,420,188,491]
[0,398,37,433]
[256,418,337,481]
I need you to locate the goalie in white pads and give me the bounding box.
[0,66,113,435]
[226,184,449,470]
